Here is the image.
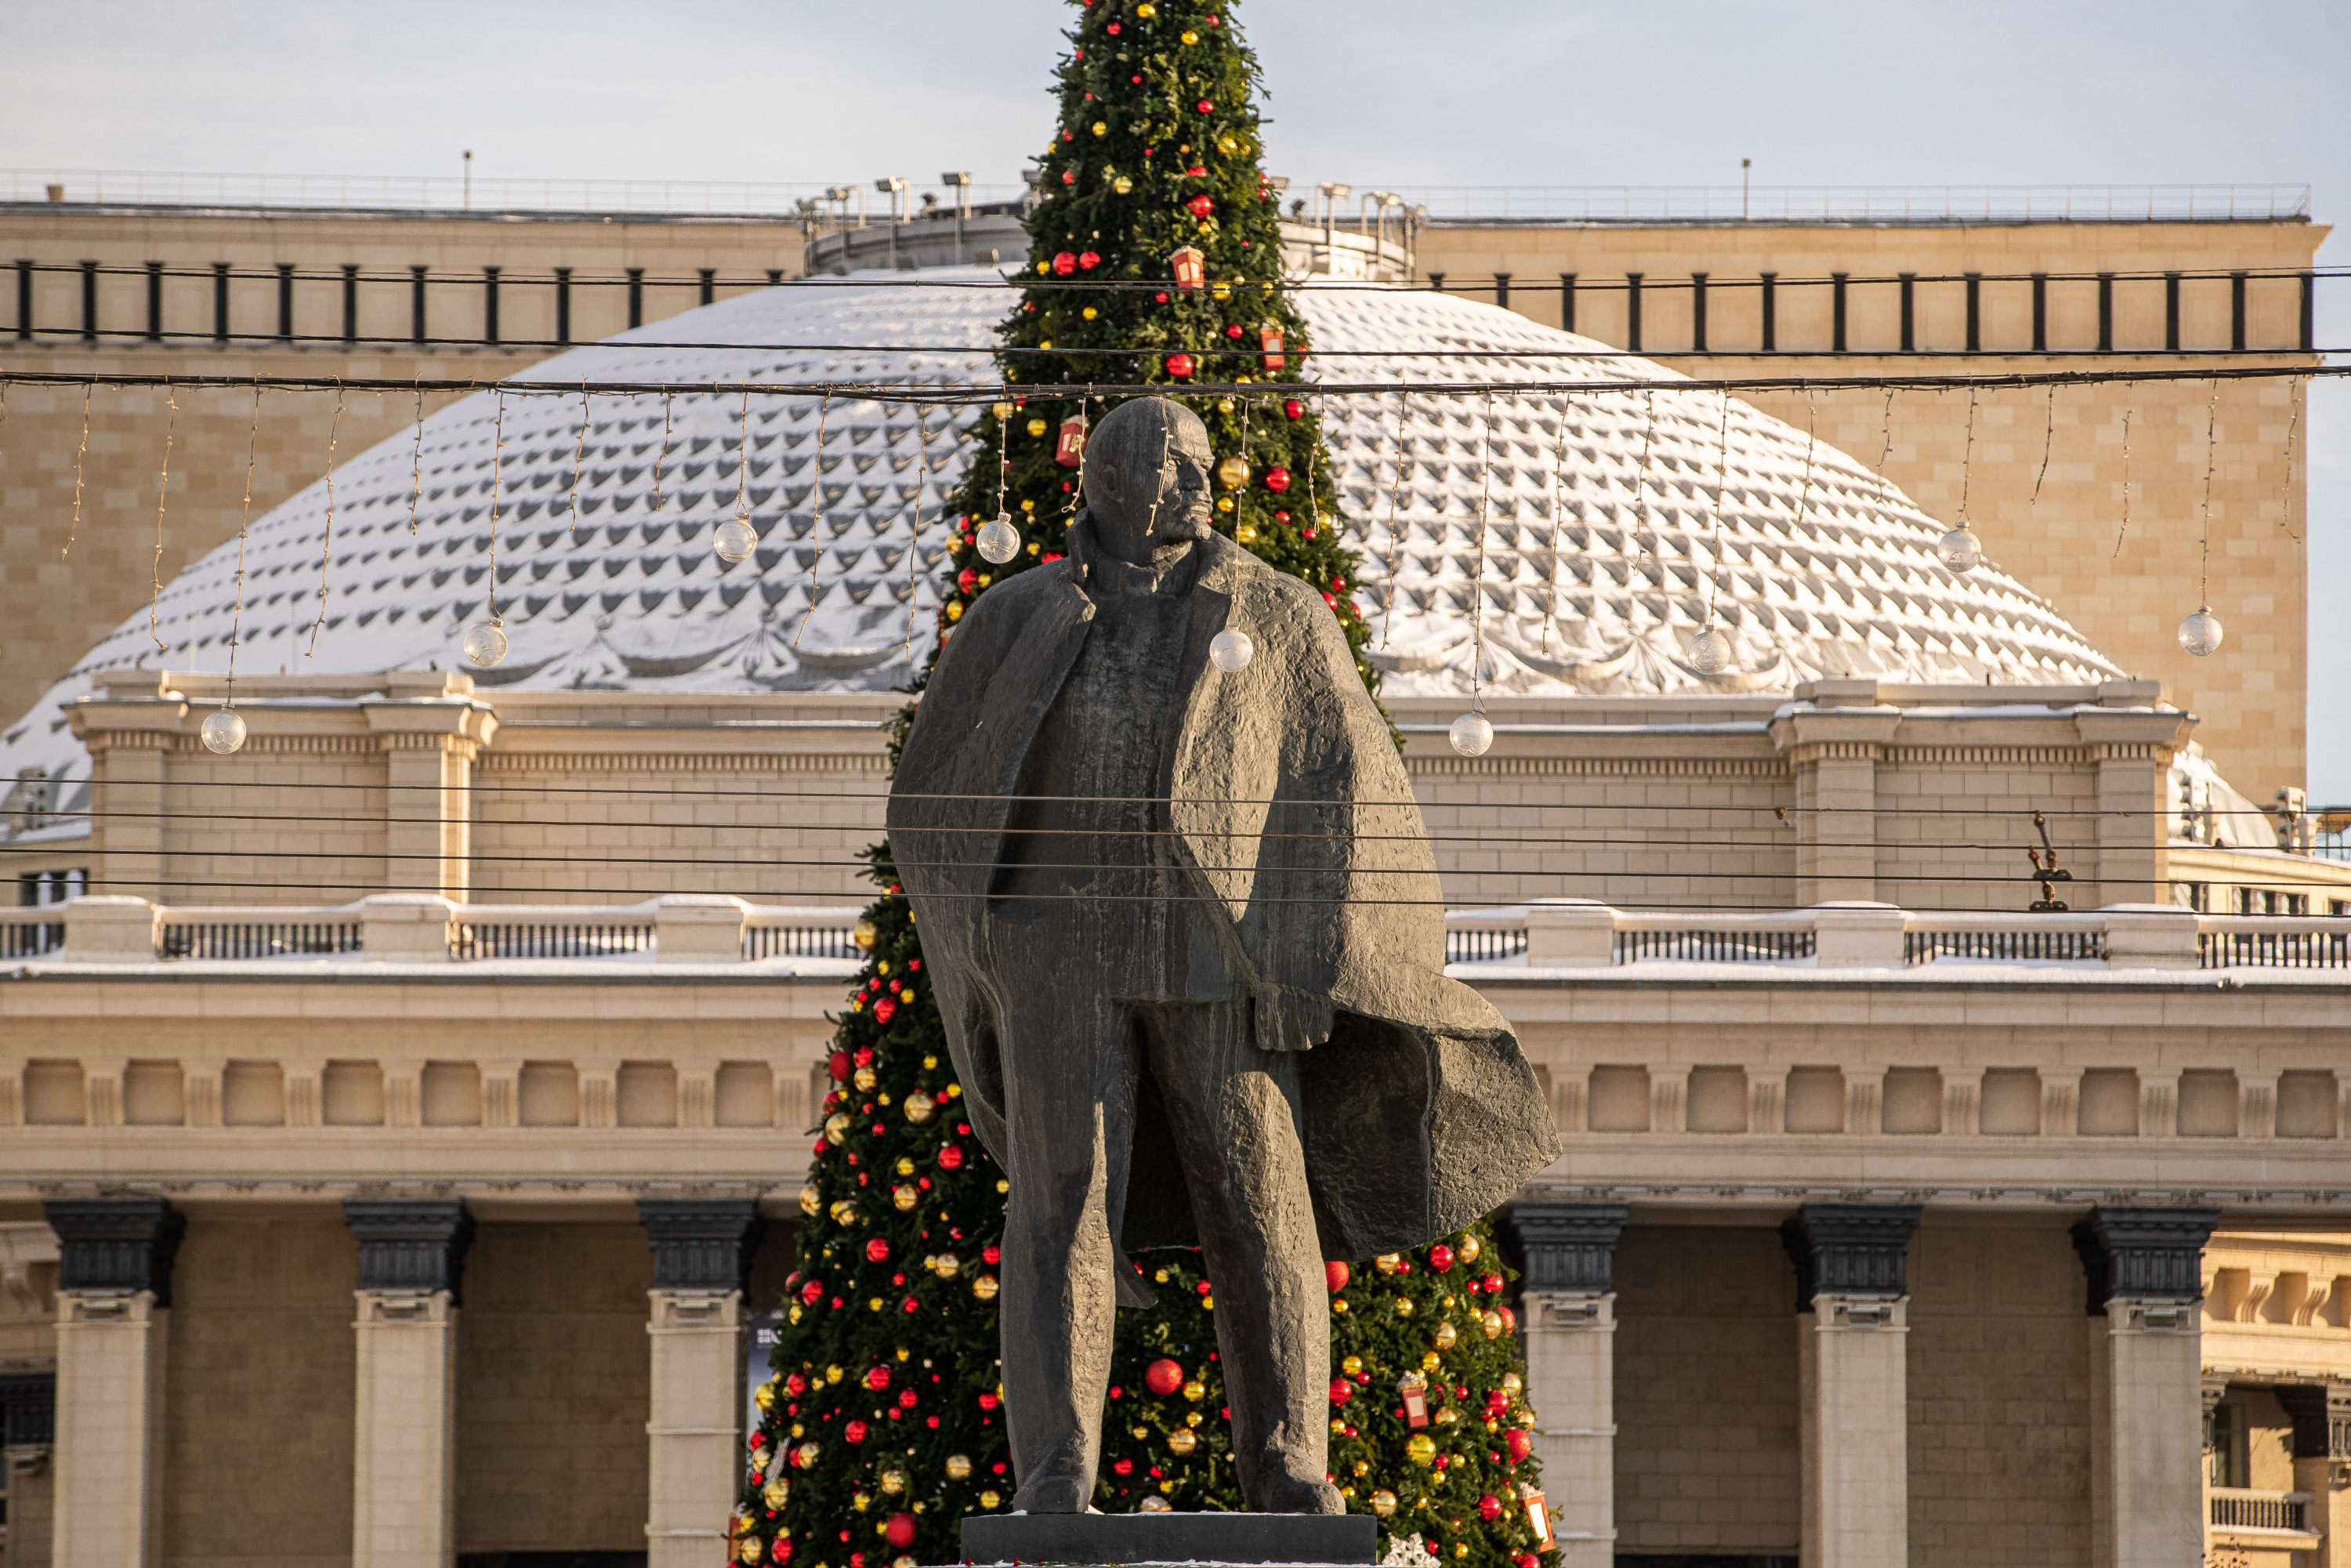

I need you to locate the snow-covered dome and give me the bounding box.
[2,270,2120,781]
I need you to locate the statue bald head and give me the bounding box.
[1081,397,1214,563]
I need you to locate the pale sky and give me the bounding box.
[6,0,2345,797]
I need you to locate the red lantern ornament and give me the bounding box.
[1169,245,1206,291]
[1325,1260,1349,1293]
[1399,1371,1430,1429]
[1263,466,1291,494]
[1165,352,1195,380]
[1078,250,1101,270]
[936,1144,965,1171]
[1056,415,1089,468]
[1259,322,1284,370]
[1523,1489,1555,1550]
[845,1421,868,1445]
[1429,1244,1455,1273]
[1052,251,1078,277]
[1478,1495,1502,1523]
[1186,195,1215,219]
[885,1514,918,1550]
[1505,1428,1534,1464]
[1144,1359,1184,1396]
[1328,1378,1353,1407]
[864,1238,890,1263]
[1283,399,1304,421]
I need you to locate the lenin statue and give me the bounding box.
[887,397,1558,1515]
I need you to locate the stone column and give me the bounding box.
[2,1368,59,1568]
[1506,1201,1628,1568]
[364,677,494,901]
[639,1199,766,1568]
[2074,711,2192,907]
[43,1197,183,1568]
[345,1200,474,1568]
[1781,1202,1920,1568]
[1768,693,1900,906]
[2070,1205,2220,1568]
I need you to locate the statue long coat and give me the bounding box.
[886,527,1559,1262]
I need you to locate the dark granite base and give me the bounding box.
[960,1512,1378,1565]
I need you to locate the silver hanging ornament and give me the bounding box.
[1448,705,1494,758]
[199,707,248,755]
[1210,620,1254,673]
[2177,606,2223,657]
[462,618,509,668]
[713,513,758,563]
[1685,625,1733,675]
[1936,523,1982,573]
[976,516,1021,564]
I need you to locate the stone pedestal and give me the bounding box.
[1783,1203,1918,1568]
[1508,1201,1629,1568]
[345,1200,474,1568]
[961,1512,1376,1565]
[2074,1207,2220,1568]
[639,1199,764,1568]
[43,1198,182,1568]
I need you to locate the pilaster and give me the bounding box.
[1506,1202,1628,1568]
[44,1197,181,1568]
[2072,1205,2220,1568]
[346,1200,473,1568]
[1783,1202,1919,1568]
[365,688,494,902]
[639,1199,766,1568]
[2074,711,2193,906]
[1768,699,1901,905]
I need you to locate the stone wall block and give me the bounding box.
[2099,904,2201,969]
[1522,900,1617,966]
[59,896,159,963]
[653,895,749,964]
[1809,903,1905,968]
[359,895,457,963]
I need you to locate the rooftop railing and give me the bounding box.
[2,168,1024,218]
[1393,183,2313,226]
[3,896,2340,974]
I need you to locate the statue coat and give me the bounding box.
[887,527,1559,1262]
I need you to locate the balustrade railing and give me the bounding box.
[159,917,363,961]
[2208,1488,2310,1533]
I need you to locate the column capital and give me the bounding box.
[1506,1201,1629,1297]
[42,1196,183,1305]
[2069,1204,2219,1314]
[638,1197,764,1297]
[1780,1201,1920,1309]
[344,1198,475,1304]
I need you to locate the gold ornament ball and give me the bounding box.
[1216,133,1241,155]
[1233,521,1259,545]
[796,1439,823,1467]
[979,1490,1002,1510]
[1182,1378,1207,1402]
[1139,1495,1173,1513]
[824,1114,850,1146]
[1081,306,1098,320]
[853,1065,878,1092]
[1215,396,1237,414]
[903,1091,936,1124]
[1458,1235,1482,1266]
[1406,1433,1438,1467]
[824,1364,844,1384]
[1092,121,1108,136]
[1216,454,1249,489]
[1433,1322,1458,1349]
[1181,27,1199,43]
[892,1183,919,1212]
[1434,1406,1459,1427]
[1502,1371,1524,1396]
[880,1469,908,1495]
[755,1380,778,1411]
[1167,1427,1198,1455]
[828,1199,858,1226]
[1026,417,1049,437]
[763,1477,791,1509]
[1215,495,1235,514]
[1112,175,1134,194]
[1481,1309,1505,1339]
[932,1252,962,1278]
[946,1453,973,1480]
[1135,1,1155,14]
[799,1185,821,1218]
[1375,1253,1404,1275]
[1371,1490,1398,1517]
[973,1274,1001,1301]
[1353,1460,1371,1476]
[1420,1349,1443,1373]
[738,1538,763,1564]
[1340,1355,1364,1376]
[853,918,878,952]
[1210,280,1233,301]
[895,1155,916,1176]
[991,400,1015,418]
[1395,1296,1415,1317]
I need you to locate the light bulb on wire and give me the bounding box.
[1936,524,1982,573]
[200,708,247,755]
[2177,606,2223,657]
[1685,624,1733,675]
[713,512,757,563]
[976,516,1020,564]
[462,618,509,668]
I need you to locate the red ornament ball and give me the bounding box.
[1273,509,1291,526]
[1518,1556,1541,1568]
[865,1237,890,1263]
[1500,1305,1518,1334]
[1223,323,1244,339]
[1479,1495,1503,1523]
[1197,100,1215,113]
[828,1051,851,1082]
[1061,169,1077,186]
[1505,1428,1534,1464]
[1187,195,1215,219]
[1143,1358,1185,1396]
[1052,251,1078,276]
[1429,1244,1455,1273]
[1482,1273,1505,1295]
[1328,1378,1353,1407]
[864,1365,891,1391]
[799,1280,824,1305]
[936,1144,965,1170]
[854,1047,875,1067]
[1165,352,1195,379]
[1079,250,1101,270]
[1155,292,1170,303]
[1263,466,1291,494]
[1107,20,1121,33]
[1325,1260,1349,1293]
[845,1421,868,1444]
[1283,399,1304,421]
[886,1514,918,1549]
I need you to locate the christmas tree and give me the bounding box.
[736,5,1553,1565]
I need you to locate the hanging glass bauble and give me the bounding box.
[1685,626,1733,675]
[1210,625,1254,673]
[1936,524,1982,572]
[462,619,509,668]
[713,514,758,563]
[199,707,248,755]
[1449,710,1494,757]
[2177,606,2223,657]
[976,516,1021,564]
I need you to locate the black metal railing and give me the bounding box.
[1613,929,1813,964]
[1904,929,2106,965]
[159,921,362,960]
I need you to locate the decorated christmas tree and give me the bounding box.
[737,5,1552,1566]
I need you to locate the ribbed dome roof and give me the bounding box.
[3,270,2119,780]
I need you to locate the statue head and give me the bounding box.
[1081,397,1213,559]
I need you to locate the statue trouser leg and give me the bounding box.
[993,980,1140,1513]
[1139,1003,1344,1515]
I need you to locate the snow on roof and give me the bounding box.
[2,270,2119,784]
